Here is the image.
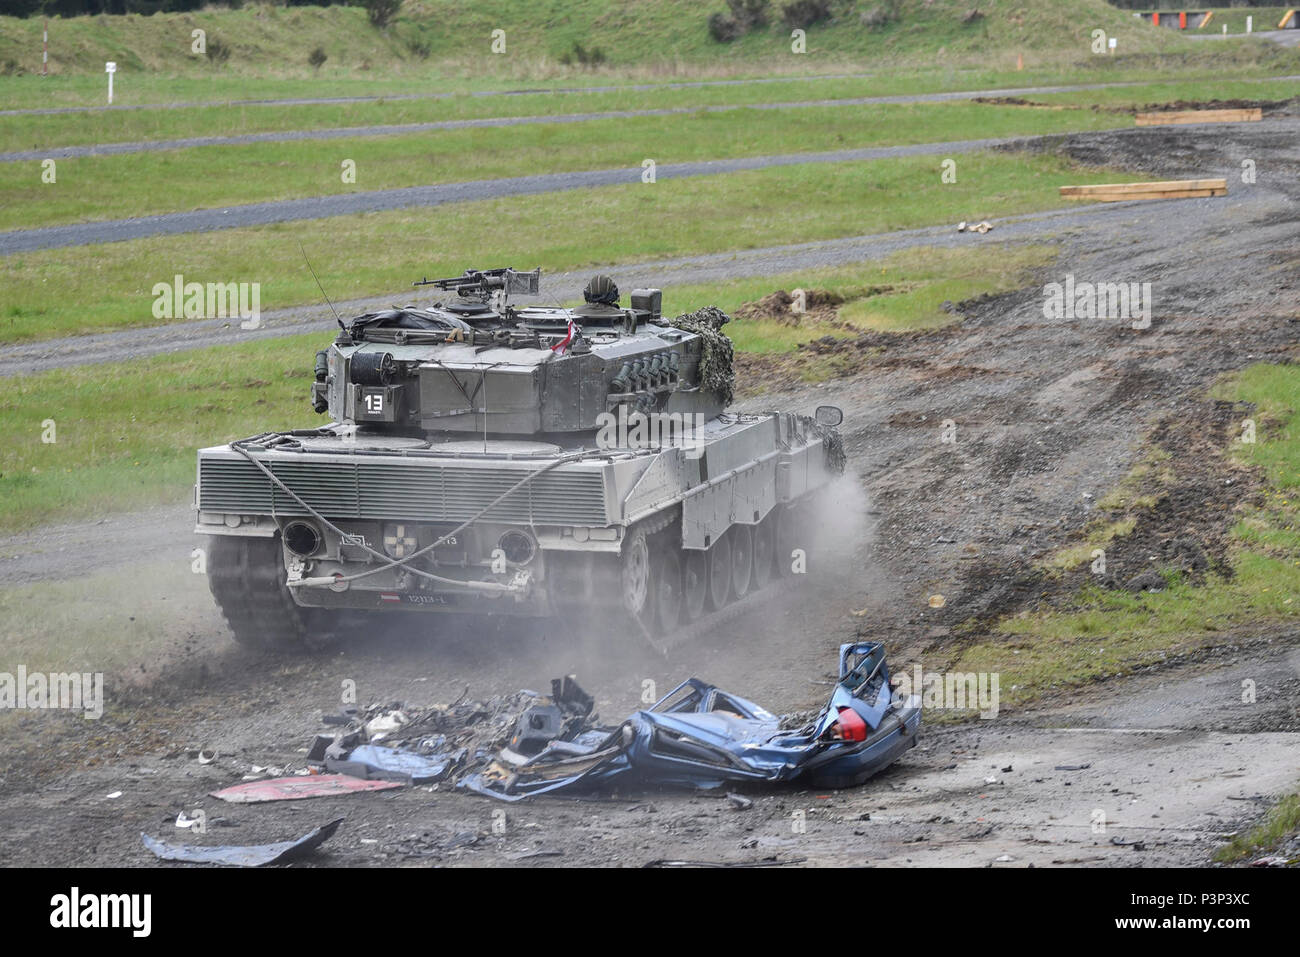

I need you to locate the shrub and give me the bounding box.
[363,0,403,29]
[729,0,770,30]
[708,0,770,43]
[708,12,743,42]
[780,0,832,30]
[205,35,231,64]
[308,46,328,69]
[558,41,608,68]
[860,2,902,29]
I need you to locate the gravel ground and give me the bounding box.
[0,118,1296,867]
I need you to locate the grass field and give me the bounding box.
[0,100,1140,230]
[1213,792,1300,862]
[0,72,1167,150]
[943,361,1300,712]
[0,147,1134,344]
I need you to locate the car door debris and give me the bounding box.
[142,818,344,866]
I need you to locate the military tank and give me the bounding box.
[195,268,845,650]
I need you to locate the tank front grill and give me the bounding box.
[198,456,608,525]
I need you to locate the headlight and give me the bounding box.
[383,524,418,559]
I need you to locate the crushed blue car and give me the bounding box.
[460,642,921,801]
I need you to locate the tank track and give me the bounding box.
[624,496,820,656]
[641,573,803,656]
[205,535,312,651]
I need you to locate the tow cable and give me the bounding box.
[230,436,605,592]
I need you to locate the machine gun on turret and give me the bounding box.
[413,267,541,305]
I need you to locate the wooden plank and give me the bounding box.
[1061,189,1226,201]
[1136,108,1262,126]
[1059,179,1226,202]
[1062,189,1225,202]
[1059,179,1226,198]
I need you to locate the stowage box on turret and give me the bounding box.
[195,268,845,649]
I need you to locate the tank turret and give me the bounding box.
[309,268,725,437]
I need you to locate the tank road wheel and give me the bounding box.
[206,535,308,651]
[620,527,655,630]
[752,512,776,590]
[729,525,754,600]
[652,543,685,634]
[682,549,708,622]
[706,533,733,611]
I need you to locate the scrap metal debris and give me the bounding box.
[289,643,920,803]
[142,818,343,867]
[326,744,464,785]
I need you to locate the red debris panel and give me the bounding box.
[210,774,403,804]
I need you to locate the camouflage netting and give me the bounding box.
[670,305,735,405]
[821,428,847,475]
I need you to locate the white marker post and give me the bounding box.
[1107,36,1116,55]
[105,61,116,104]
[42,19,48,76]
[1247,16,1253,33]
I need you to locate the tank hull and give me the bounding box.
[196,411,840,635]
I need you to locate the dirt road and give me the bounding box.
[0,118,1296,866]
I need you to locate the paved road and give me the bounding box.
[0,135,1024,254]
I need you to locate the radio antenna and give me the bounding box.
[300,242,344,330]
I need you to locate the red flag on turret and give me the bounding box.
[551,318,576,355]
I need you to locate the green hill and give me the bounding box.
[0,0,1268,79]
